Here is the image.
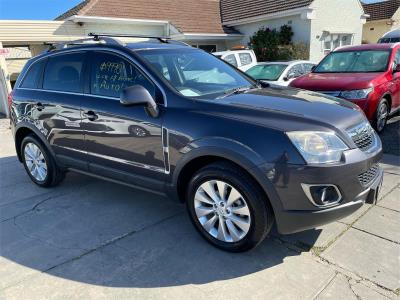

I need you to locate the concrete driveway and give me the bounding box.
[0,118,399,299]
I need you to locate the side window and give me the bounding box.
[223,54,238,67]
[43,53,84,93]
[394,49,400,65]
[239,53,253,66]
[287,64,304,78]
[20,60,45,89]
[90,52,155,98]
[303,63,315,74]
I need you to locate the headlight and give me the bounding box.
[287,131,349,164]
[340,88,373,100]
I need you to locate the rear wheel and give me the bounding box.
[186,162,274,252]
[373,99,389,133]
[21,134,64,187]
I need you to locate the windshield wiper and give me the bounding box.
[217,86,252,99]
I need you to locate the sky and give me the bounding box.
[0,0,82,20]
[0,0,389,20]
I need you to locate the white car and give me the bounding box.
[378,28,400,43]
[245,60,316,87]
[213,49,257,71]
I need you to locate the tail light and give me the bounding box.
[7,90,13,109]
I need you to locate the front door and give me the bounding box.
[391,48,400,110]
[81,50,166,190]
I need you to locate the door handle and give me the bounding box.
[83,110,98,121]
[35,102,44,111]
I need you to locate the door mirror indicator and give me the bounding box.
[120,85,159,118]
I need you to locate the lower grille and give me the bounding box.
[358,164,380,187]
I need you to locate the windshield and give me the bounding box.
[314,50,390,73]
[138,49,255,98]
[246,64,288,81]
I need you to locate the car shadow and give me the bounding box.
[380,115,399,156]
[0,154,324,288]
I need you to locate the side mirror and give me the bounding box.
[120,85,159,118]
[257,80,270,88]
[393,64,400,73]
[283,76,289,82]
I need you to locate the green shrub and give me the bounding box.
[249,26,309,61]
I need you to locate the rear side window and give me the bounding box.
[90,52,155,98]
[224,54,238,67]
[239,53,252,66]
[43,53,85,93]
[20,60,45,88]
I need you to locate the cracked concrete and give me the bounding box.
[1,119,399,299]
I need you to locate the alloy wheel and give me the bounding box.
[377,102,388,132]
[194,180,251,243]
[24,142,48,182]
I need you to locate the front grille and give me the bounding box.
[358,164,380,187]
[347,122,375,152]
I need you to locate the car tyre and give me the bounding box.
[186,161,274,252]
[21,134,65,187]
[373,98,389,133]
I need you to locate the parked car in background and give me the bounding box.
[245,61,315,87]
[378,28,400,43]
[290,43,400,132]
[213,49,257,71]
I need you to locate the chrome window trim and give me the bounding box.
[17,47,168,107]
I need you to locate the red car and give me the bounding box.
[290,43,400,132]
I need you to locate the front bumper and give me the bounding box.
[276,167,383,234]
[261,146,383,235]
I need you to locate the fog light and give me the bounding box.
[301,184,342,207]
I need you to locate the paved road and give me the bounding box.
[0,119,399,299]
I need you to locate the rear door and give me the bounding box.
[41,51,88,169]
[17,52,88,170]
[81,50,166,189]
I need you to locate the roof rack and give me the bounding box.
[45,32,188,53]
[45,36,124,52]
[88,32,171,43]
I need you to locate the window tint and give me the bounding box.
[239,53,252,66]
[90,52,155,98]
[21,60,45,88]
[224,54,238,67]
[43,53,84,93]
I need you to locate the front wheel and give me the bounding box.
[186,162,274,252]
[373,99,389,133]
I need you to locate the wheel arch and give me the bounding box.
[170,139,283,216]
[14,122,55,162]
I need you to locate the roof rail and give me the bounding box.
[89,32,171,43]
[45,36,124,52]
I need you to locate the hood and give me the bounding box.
[216,87,365,132]
[291,72,383,91]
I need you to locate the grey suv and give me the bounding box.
[9,34,383,252]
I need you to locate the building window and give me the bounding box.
[323,33,353,55]
[370,28,375,31]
